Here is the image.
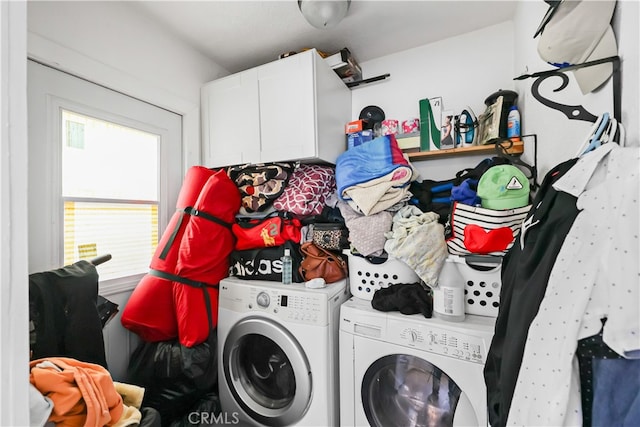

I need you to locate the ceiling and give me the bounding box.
[131,1,517,75]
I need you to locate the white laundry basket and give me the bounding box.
[343,250,420,300]
[449,255,502,317]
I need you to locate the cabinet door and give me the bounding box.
[201,68,259,168]
[257,51,315,163]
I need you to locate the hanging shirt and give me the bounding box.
[484,157,579,427]
[508,144,640,426]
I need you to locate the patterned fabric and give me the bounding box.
[227,162,294,213]
[576,321,621,427]
[273,164,336,217]
[446,202,531,256]
[338,200,392,257]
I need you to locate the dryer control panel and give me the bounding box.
[390,321,489,364]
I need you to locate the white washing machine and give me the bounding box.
[339,297,495,427]
[218,276,350,426]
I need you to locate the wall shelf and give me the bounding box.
[407,140,524,161]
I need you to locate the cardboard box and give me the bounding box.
[419,97,443,151]
[381,119,399,136]
[396,132,420,153]
[402,118,420,134]
[347,129,374,149]
[345,119,364,134]
[326,48,363,84]
[440,110,456,149]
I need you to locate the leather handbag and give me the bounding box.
[299,242,348,284]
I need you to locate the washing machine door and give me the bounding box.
[223,316,312,426]
[361,354,477,427]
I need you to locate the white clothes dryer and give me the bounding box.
[339,297,495,427]
[218,277,350,426]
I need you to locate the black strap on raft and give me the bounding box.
[159,206,233,261]
[149,269,218,290]
[149,268,216,336]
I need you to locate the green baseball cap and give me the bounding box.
[477,165,530,210]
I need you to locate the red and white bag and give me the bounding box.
[446,202,531,256]
[232,213,302,251]
[273,164,336,217]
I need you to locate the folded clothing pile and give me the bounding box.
[336,134,415,216]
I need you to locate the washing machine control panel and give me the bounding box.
[394,324,488,364]
[245,287,328,326]
[256,291,270,308]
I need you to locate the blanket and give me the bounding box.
[336,135,413,215]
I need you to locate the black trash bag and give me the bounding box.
[181,332,217,390]
[127,333,217,427]
[139,407,162,427]
[169,392,224,427]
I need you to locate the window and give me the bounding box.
[61,110,160,280]
[28,60,183,285]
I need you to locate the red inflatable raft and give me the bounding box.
[121,166,240,347]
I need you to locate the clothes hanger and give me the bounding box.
[578,112,610,156]
[576,112,625,157]
[600,118,617,146]
[575,114,605,157]
[494,138,539,190]
[617,121,626,147]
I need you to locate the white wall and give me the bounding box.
[513,0,638,179]
[27,0,229,169]
[353,0,639,183]
[353,22,517,182]
[0,2,30,424]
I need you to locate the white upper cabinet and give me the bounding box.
[201,49,351,168]
[201,68,260,167]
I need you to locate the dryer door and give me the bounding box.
[361,354,477,427]
[222,316,312,426]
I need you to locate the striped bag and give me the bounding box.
[446,202,531,256]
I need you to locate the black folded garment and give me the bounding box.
[371,283,433,318]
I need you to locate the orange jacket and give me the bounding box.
[30,357,123,427]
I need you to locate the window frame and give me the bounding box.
[28,60,183,295]
[59,107,163,281]
[52,98,173,290]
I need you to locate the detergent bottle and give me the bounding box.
[433,257,466,322]
[507,105,521,141]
